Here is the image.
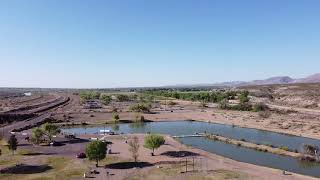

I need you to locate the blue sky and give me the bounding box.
[0,0,319,88]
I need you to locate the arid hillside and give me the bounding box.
[241,83,320,109]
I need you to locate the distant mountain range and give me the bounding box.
[166,73,320,88]
[213,73,320,87]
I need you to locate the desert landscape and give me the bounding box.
[1,81,320,180]
[1,1,320,179]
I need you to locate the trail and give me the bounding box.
[267,103,320,115]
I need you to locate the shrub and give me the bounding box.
[42,123,61,142]
[8,135,18,155]
[266,143,274,148]
[116,94,129,102]
[219,99,229,109]
[302,144,319,156]
[134,113,145,122]
[279,146,289,151]
[112,112,120,122]
[258,110,271,118]
[168,101,177,106]
[239,91,250,103]
[232,103,253,111]
[31,128,44,145]
[112,107,118,113]
[100,94,111,105]
[80,91,101,101]
[200,102,208,108]
[253,102,269,112]
[128,136,140,162]
[129,103,151,113]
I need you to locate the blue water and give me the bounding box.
[62,121,320,177]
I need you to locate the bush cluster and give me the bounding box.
[129,103,151,113]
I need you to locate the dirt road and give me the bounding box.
[267,103,320,115]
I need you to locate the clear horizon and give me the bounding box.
[1,0,320,88]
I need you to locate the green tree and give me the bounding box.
[32,128,44,145]
[134,113,145,122]
[129,103,150,113]
[100,94,111,105]
[219,99,229,109]
[112,112,120,122]
[86,140,106,167]
[116,94,129,102]
[144,134,165,156]
[253,102,269,112]
[8,135,18,155]
[128,136,140,162]
[239,91,250,103]
[91,91,101,99]
[80,91,92,104]
[42,123,61,142]
[79,91,101,104]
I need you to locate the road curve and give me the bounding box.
[0,95,70,139]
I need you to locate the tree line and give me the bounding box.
[86,134,165,167]
[142,90,240,103]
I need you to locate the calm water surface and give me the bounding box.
[62,121,320,177]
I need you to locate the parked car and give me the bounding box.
[90,169,99,174]
[64,134,76,139]
[50,141,63,146]
[77,152,86,159]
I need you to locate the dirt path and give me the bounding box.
[267,103,320,115]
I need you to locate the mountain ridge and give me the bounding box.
[217,73,320,87]
[166,73,320,88]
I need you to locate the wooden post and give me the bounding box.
[185,158,187,173]
[193,157,195,172]
[206,158,208,173]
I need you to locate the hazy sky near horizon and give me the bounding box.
[1,0,320,88]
